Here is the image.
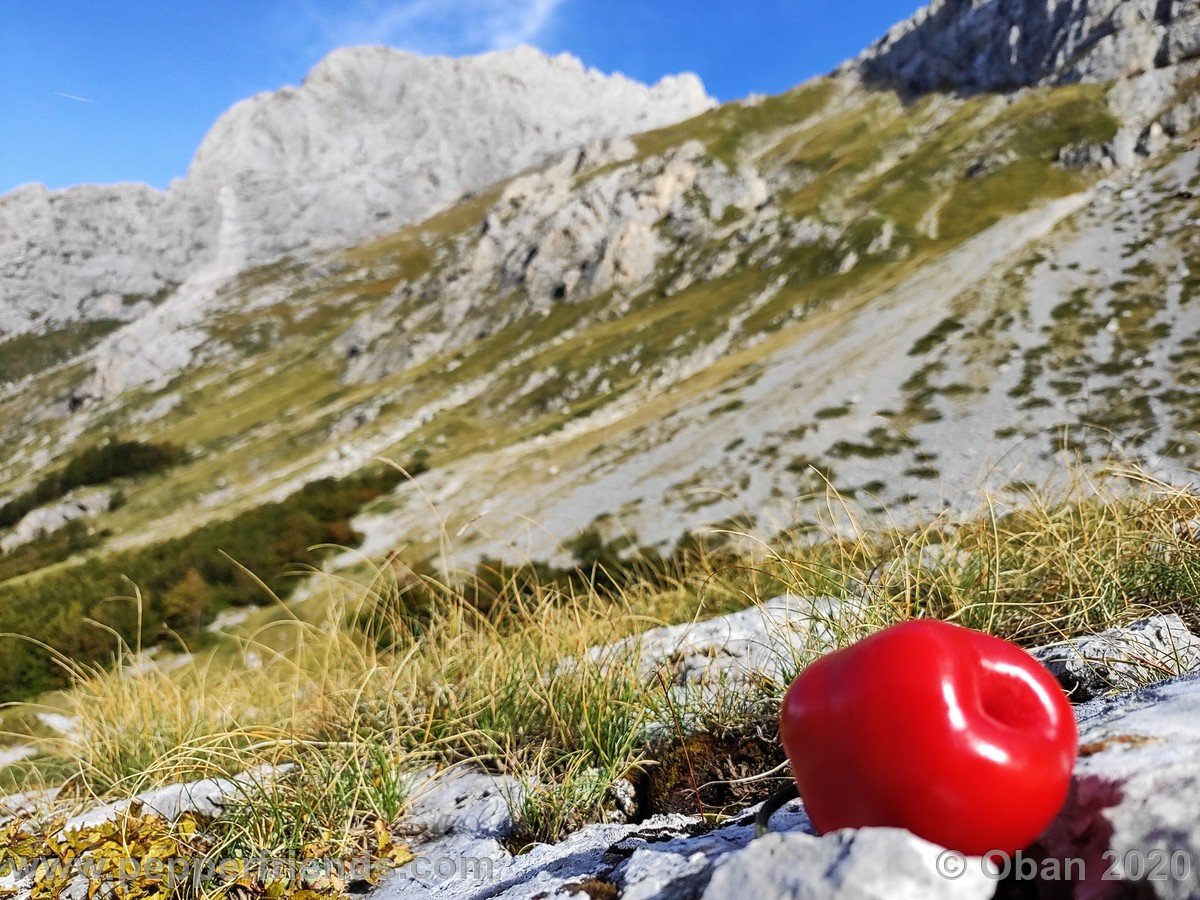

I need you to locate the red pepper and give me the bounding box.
[780,619,1076,856]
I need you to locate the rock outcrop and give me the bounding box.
[851,0,1200,93]
[584,594,868,693]
[0,47,713,344]
[343,138,774,384]
[1033,614,1200,702]
[0,489,111,553]
[1037,669,1200,899]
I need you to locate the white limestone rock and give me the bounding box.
[0,788,58,823]
[1032,615,1200,702]
[586,594,871,691]
[374,768,525,898]
[850,0,1200,93]
[0,183,195,340]
[702,828,996,900]
[0,47,713,397]
[373,782,813,900]
[62,765,286,832]
[1038,669,1200,899]
[0,489,112,553]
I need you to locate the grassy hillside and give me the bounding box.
[0,73,1185,718]
[0,467,413,697]
[1,469,1197,897]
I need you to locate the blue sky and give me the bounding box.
[0,0,923,194]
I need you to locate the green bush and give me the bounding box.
[0,465,415,699]
[0,521,102,584]
[0,439,187,529]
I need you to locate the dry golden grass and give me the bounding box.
[1,465,1197,893]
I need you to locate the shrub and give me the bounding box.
[0,439,187,530]
[0,465,413,698]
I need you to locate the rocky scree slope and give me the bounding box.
[3,1,1200,584]
[0,45,712,383]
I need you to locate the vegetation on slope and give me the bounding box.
[0,465,419,698]
[376,81,1118,468]
[0,81,1127,624]
[0,438,187,530]
[1,470,1197,897]
[0,320,123,386]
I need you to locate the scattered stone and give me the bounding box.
[1109,128,1140,169]
[0,789,58,823]
[0,490,112,553]
[204,604,262,633]
[1138,122,1170,158]
[1032,615,1200,702]
[867,220,896,255]
[63,765,287,832]
[346,140,775,385]
[1058,141,1116,172]
[967,150,1019,179]
[402,767,525,844]
[702,828,995,899]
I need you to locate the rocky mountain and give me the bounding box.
[6,5,1200,898]
[0,46,712,347]
[2,0,1200,594]
[853,0,1200,92]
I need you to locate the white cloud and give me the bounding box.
[300,0,565,55]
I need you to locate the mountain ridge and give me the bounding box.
[1,0,1200,596]
[0,45,713,350]
[850,0,1200,92]
[5,8,1200,898]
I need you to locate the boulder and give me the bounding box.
[585,594,871,692]
[702,828,995,899]
[1032,615,1200,702]
[1037,669,1200,899]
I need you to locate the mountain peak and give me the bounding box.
[0,45,713,354]
[851,0,1200,92]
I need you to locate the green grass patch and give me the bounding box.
[0,320,122,385]
[635,80,837,167]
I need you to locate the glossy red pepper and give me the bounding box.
[780,619,1076,856]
